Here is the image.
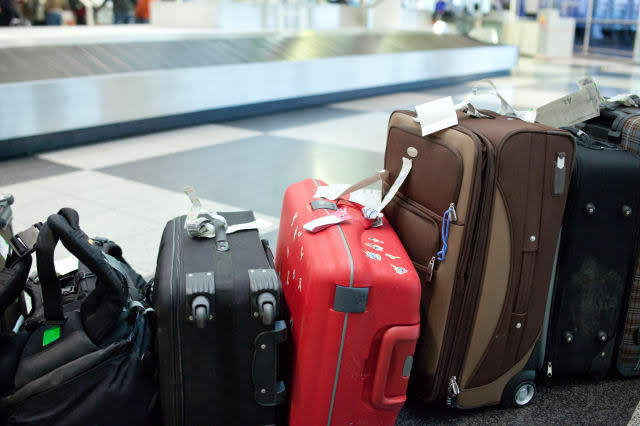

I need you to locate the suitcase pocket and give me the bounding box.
[385,195,441,284]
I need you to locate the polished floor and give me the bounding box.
[1,55,640,424]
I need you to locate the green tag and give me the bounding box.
[43,326,61,347]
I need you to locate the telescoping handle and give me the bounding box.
[371,324,420,410]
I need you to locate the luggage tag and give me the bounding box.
[183,186,272,238]
[455,79,536,123]
[303,209,353,233]
[604,93,640,108]
[536,80,601,128]
[310,158,413,228]
[414,96,459,136]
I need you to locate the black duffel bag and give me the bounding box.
[0,208,157,426]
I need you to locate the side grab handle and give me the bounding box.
[371,324,420,410]
[252,320,287,406]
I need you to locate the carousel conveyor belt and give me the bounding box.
[0,30,518,159]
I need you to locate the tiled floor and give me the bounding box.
[2,56,640,424]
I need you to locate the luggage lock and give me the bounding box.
[185,272,215,328]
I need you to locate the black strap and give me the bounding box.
[0,254,31,314]
[35,208,126,343]
[9,223,42,259]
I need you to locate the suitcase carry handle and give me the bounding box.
[36,208,127,343]
[252,319,287,406]
[371,324,420,410]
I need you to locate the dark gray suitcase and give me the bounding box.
[153,211,287,426]
[541,131,640,378]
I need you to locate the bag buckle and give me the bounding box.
[10,223,42,258]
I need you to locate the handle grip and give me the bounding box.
[371,324,420,410]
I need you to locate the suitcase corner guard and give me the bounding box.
[252,320,287,406]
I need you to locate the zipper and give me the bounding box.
[391,190,446,223]
[448,203,458,223]
[432,126,497,402]
[425,256,436,283]
[546,362,553,377]
[446,376,460,407]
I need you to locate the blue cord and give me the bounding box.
[437,208,452,261]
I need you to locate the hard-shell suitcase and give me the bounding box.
[576,104,640,154]
[541,134,640,378]
[154,211,288,426]
[384,108,575,408]
[274,178,421,426]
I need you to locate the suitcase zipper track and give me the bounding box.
[433,126,497,403]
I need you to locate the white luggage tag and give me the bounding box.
[604,93,640,108]
[536,81,601,128]
[308,158,413,230]
[184,186,271,238]
[414,96,459,136]
[303,209,353,233]
[456,79,536,123]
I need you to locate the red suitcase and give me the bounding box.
[275,178,421,426]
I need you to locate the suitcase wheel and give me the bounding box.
[501,370,536,408]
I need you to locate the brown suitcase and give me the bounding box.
[383,109,575,409]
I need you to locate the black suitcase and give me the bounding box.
[154,211,287,426]
[542,131,640,378]
[576,103,640,155]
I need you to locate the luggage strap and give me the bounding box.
[9,223,42,259]
[311,157,413,226]
[183,187,271,240]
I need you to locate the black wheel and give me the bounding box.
[501,370,536,408]
[194,306,208,329]
[261,302,274,327]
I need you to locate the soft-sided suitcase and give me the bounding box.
[274,178,421,426]
[576,104,640,154]
[541,133,640,378]
[618,248,640,376]
[154,211,287,426]
[383,108,575,408]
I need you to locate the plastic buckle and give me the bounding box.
[10,223,42,258]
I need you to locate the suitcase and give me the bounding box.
[274,178,421,426]
[539,131,640,378]
[383,108,575,408]
[154,211,288,426]
[576,104,640,154]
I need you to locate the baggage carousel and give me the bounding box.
[0,28,518,159]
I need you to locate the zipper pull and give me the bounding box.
[426,256,436,283]
[446,376,460,408]
[449,203,457,223]
[546,362,553,378]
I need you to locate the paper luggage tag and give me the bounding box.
[415,96,458,136]
[536,83,601,128]
[303,210,353,233]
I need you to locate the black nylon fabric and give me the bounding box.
[0,255,30,314]
[1,312,156,426]
[546,145,640,378]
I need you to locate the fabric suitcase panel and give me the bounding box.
[621,115,640,154]
[154,212,283,426]
[275,179,421,426]
[618,256,640,375]
[547,146,640,378]
[458,126,574,393]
